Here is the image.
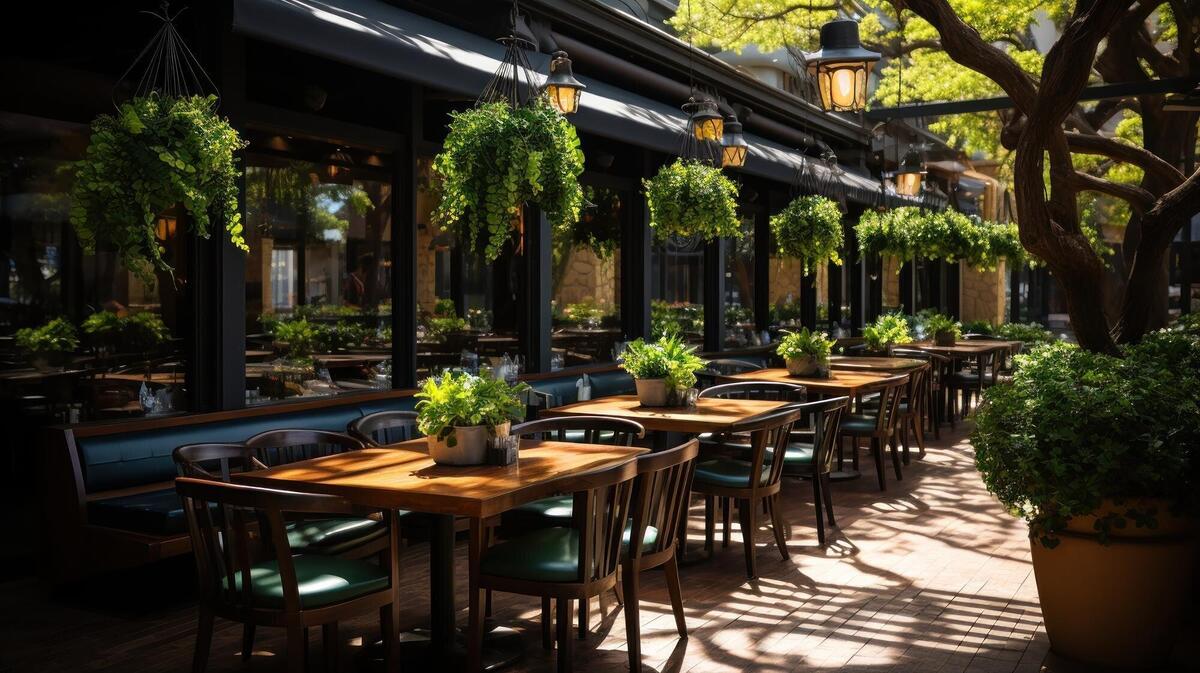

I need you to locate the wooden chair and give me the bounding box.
[780,397,849,546]
[466,458,639,673]
[892,348,953,436]
[173,443,265,481]
[348,410,420,446]
[245,429,366,466]
[696,358,763,388]
[838,376,908,490]
[622,438,699,671]
[689,404,806,578]
[175,477,402,673]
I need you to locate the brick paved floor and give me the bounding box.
[0,423,1194,673]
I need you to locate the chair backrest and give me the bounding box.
[557,459,639,584]
[790,397,849,475]
[245,429,366,467]
[348,410,420,446]
[627,439,699,562]
[175,477,387,614]
[699,381,805,402]
[903,365,930,416]
[844,342,889,356]
[892,348,952,384]
[511,416,645,446]
[725,405,807,490]
[868,376,909,433]
[173,443,264,481]
[697,358,764,388]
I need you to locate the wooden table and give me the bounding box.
[540,394,787,435]
[829,356,927,373]
[716,368,903,398]
[908,340,1018,390]
[237,439,644,669]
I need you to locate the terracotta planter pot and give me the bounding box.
[786,356,819,376]
[635,378,669,407]
[427,421,509,466]
[1031,499,1196,669]
[934,331,957,346]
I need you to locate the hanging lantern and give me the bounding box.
[544,51,586,115]
[892,146,926,196]
[688,97,724,142]
[721,115,748,168]
[805,19,881,112]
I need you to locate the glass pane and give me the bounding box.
[767,232,805,337]
[0,112,190,422]
[652,235,704,347]
[244,149,393,405]
[415,157,526,379]
[724,215,755,347]
[551,185,623,368]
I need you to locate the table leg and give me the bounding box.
[430,514,457,657]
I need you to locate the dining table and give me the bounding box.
[539,394,789,439]
[907,339,1020,390]
[715,367,902,398]
[828,355,927,373]
[235,438,645,672]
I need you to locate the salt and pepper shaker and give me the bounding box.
[576,373,592,401]
[488,433,519,466]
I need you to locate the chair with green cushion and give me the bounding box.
[780,397,848,546]
[347,410,420,446]
[839,375,907,491]
[622,438,699,671]
[467,457,639,673]
[689,404,806,579]
[175,477,402,673]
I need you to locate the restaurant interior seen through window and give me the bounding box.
[1,112,191,423]
[652,234,704,346]
[724,213,757,348]
[243,135,393,405]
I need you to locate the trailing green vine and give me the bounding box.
[70,95,247,283]
[433,99,585,261]
[770,195,844,273]
[643,159,741,242]
[856,207,1029,271]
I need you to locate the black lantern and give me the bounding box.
[805,19,881,112]
[721,115,748,168]
[544,51,585,115]
[891,146,926,196]
[687,97,724,142]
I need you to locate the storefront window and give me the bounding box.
[0,112,190,422]
[652,236,704,346]
[724,215,756,347]
[551,185,623,367]
[244,142,393,405]
[415,158,526,379]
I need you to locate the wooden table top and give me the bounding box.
[234,439,645,518]
[908,340,1019,356]
[718,368,903,396]
[541,394,787,434]
[829,356,927,372]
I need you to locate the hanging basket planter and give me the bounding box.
[769,194,844,273]
[855,206,1029,271]
[643,158,741,243]
[69,94,247,283]
[432,99,585,262]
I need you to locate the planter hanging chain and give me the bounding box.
[477,0,540,110]
[112,1,218,108]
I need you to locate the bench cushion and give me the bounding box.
[530,370,635,407]
[88,488,193,536]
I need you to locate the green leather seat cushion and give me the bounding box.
[782,443,814,466]
[481,524,659,582]
[234,555,390,608]
[693,457,770,488]
[510,495,575,520]
[840,414,881,434]
[287,515,397,555]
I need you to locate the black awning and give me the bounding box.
[233,0,891,204]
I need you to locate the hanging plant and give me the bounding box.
[570,185,622,258]
[643,159,741,242]
[770,195,844,273]
[70,94,248,283]
[856,207,1029,271]
[433,99,585,262]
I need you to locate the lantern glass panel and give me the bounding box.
[693,116,724,142]
[546,84,581,115]
[895,172,922,197]
[722,144,747,168]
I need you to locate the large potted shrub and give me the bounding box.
[994,321,1056,348]
[769,195,843,273]
[643,159,741,242]
[415,372,530,466]
[433,99,584,262]
[15,317,79,371]
[70,95,247,283]
[861,313,912,354]
[777,328,833,376]
[620,334,706,407]
[972,334,1200,668]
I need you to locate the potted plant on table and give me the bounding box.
[416,372,530,466]
[15,317,79,372]
[972,333,1200,669]
[861,313,912,355]
[777,328,834,376]
[620,333,706,407]
[923,313,961,346]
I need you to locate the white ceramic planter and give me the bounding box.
[635,378,670,407]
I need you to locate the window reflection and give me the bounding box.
[652,235,704,346]
[724,215,756,347]
[551,184,623,367]
[244,146,393,404]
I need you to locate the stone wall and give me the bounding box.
[882,256,902,310]
[959,261,1006,325]
[554,247,620,309]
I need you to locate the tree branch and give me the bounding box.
[1072,171,1157,212]
[1065,131,1187,190]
